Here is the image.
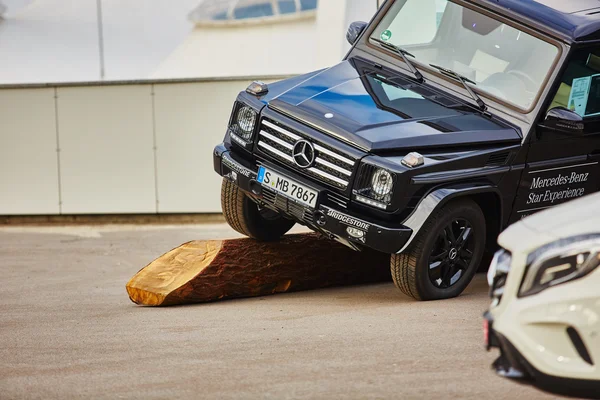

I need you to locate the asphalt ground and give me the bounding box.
[0,224,566,399]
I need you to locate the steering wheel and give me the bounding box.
[507,70,538,91]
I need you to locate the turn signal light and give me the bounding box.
[402,152,424,168]
[246,81,269,96]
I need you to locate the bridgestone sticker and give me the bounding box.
[222,155,252,178]
[327,209,370,230]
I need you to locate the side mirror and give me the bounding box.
[542,107,584,134]
[346,21,368,46]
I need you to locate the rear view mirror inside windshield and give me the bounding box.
[462,7,502,35]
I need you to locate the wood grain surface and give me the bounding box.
[126,233,391,306]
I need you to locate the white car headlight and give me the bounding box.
[487,249,511,286]
[519,235,600,297]
[371,168,394,198]
[488,249,511,307]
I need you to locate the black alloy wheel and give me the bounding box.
[428,219,475,289]
[390,198,486,301]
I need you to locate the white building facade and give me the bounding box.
[0,0,378,215]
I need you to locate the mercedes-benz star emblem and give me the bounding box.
[292,140,316,168]
[449,248,458,261]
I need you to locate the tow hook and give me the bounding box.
[249,180,262,195]
[315,211,327,226]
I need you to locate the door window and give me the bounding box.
[549,47,600,118]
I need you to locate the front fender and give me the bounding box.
[398,183,502,253]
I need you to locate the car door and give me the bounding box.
[510,45,600,222]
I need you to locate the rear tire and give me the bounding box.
[221,179,295,241]
[391,198,486,301]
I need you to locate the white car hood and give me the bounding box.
[498,193,600,253]
[520,193,600,238]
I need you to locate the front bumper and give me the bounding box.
[484,312,600,399]
[214,144,412,254]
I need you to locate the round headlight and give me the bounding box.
[236,106,257,138]
[371,169,393,198]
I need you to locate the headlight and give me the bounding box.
[229,103,258,146]
[487,249,511,286]
[353,164,395,209]
[487,249,511,307]
[371,169,393,198]
[519,236,600,297]
[234,106,257,139]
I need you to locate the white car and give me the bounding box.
[485,193,600,398]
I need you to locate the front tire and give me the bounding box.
[391,198,486,301]
[221,179,295,241]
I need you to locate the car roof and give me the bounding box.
[472,0,600,43]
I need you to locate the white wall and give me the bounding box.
[0,2,380,215]
[153,0,378,79]
[0,79,281,215]
[57,85,157,214]
[0,88,60,214]
[153,81,254,213]
[0,0,378,84]
[152,17,319,79]
[0,0,199,83]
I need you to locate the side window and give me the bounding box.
[549,48,600,118]
[379,0,448,46]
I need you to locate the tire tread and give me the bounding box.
[221,179,253,238]
[220,179,295,241]
[391,198,485,301]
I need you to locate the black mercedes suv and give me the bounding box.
[214,0,600,301]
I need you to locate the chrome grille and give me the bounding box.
[257,119,356,189]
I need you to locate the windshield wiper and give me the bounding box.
[429,64,487,112]
[371,38,424,83]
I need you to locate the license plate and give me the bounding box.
[257,166,318,208]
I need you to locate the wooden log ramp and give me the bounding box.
[126,233,391,306]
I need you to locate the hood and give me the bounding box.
[520,193,600,239]
[269,60,520,152]
[497,220,558,255]
[499,192,600,254]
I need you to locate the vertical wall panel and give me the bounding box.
[153,81,249,213]
[0,88,60,214]
[57,85,156,214]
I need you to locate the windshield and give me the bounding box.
[370,0,559,110]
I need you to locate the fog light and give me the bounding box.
[401,152,424,168]
[347,227,366,239]
[315,211,327,226]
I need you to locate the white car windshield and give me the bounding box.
[370,0,559,110]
